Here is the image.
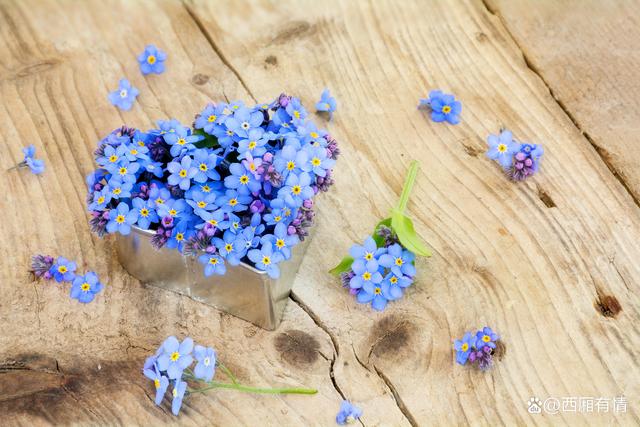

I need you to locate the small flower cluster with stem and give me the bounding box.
[486,129,544,181]
[331,161,431,310]
[144,336,317,416]
[8,144,45,175]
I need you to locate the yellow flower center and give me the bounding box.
[229,198,238,206]
[374,287,382,295]
[274,215,282,222]
[169,209,177,216]
[179,169,187,178]
[140,208,149,217]
[276,239,285,248]
[113,188,122,195]
[227,130,234,136]
[119,89,128,98]
[97,196,105,204]
[395,258,403,266]
[154,379,161,389]
[310,131,319,138]
[137,141,145,147]
[482,335,491,343]
[497,144,507,153]
[311,157,321,167]
[197,201,206,208]
[240,175,249,184]
[209,257,218,265]
[286,161,295,171]
[262,256,271,265]
[362,272,372,281]
[225,243,233,252]
[292,185,301,195]
[170,352,180,361]
[248,141,257,149]
[208,219,218,226]
[147,55,156,64]
[461,343,469,352]
[177,138,186,146]
[442,105,452,114]
[130,149,138,155]
[199,163,208,171]
[207,115,217,122]
[115,215,125,224]
[204,357,211,366]
[81,282,91,292]
[172,388,178,397]
[390,276,398,284]
[364,253,373,261]
[156,198,164,204]
[58,266,67,274]
[249,163,256,171]
[293,110,301,119]
[119,167,127,175]
[202,185,211,192]
[109,155,118,163]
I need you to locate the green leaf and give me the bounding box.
[193,129,220,149]
[329,256,354,276]
[391,209,432,257]
[372,217,392,247]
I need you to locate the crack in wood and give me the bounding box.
[480,0,640,209]
[182,1,257,103]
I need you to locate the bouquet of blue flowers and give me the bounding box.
[87,94,339,279]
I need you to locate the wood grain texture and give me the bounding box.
[0,0,639,425]
[486,0,640,203]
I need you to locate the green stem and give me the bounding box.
[217,362,237,385]
[396,160,419,213]
[189,381,317,395]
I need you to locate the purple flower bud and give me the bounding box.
[515,152,526,161]
[288,225,296,235]
[524,158,533,167]
[263,152,274,163]
[250,199,265,213]
[277,93,290,107]
[303,199,313,209]
[515,162,524,170]
[206,246,216,254]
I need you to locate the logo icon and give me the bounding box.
[528,397,542,414]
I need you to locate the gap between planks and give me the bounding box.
[481,0,640,210]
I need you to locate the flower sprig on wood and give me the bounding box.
[30,255,104,303]
[330,161,431,310]
[144,336,317,416]
[454,327,500,371]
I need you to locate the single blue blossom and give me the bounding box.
[167,155,198,190]
[349,236,381,269]
[237,128,268,159]
[186,189,217,215]
[132,197,159,229]
[217,189,252,213]
[106,177,133,199]
[107,202,139,235]
[382,271,412,300]
[273,144,308,176]
[195,104,226,133]
[475,327,499,349]
[225,106,263,138]
[224,162,261,195]
[261,222,298,260]
[70,272,104,303]
[336,400,362,425]
[108,79,139,111]
[192,148,221,183]
[157,336,194,380]
[157,119,181,135]
[143,365,169,406]
[378,243,416,277]
[486,130,519,169]
[164,126,203,157]
[248,243,284,279]
[349,259,383,291]
[302,145,335,177]
[419,90,461,125]
[49,256,77,282]
[285,97,307,122]
[138,44,167,75]
[89,187,112,211]
[357,280,392,311]
[315,88,337,120]
[454,332,476,365]
[279,172,314,208]
[198,253,226,276]
[21,144,45,174]
[193,345,216,382]
[171,379,187,416]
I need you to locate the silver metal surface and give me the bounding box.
[116,226,311,330]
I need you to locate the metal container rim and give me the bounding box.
[129,224,268,276]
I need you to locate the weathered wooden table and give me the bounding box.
[1,0,639,425]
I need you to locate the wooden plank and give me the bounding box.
[0,0,639,425]
[185,0,640,424]
[486,0,640,203]
[0,0,390,424]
